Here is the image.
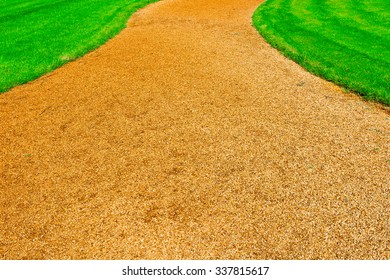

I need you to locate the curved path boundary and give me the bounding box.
[1,0,389,259]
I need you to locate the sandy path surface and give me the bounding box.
[1,0,389,259]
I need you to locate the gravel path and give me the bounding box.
[1,0,389,259]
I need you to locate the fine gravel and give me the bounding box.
[0,0,389,259]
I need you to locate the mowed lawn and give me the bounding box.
[253,0,390,105]
[0,0,157,93]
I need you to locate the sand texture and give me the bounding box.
[0,0,389,259]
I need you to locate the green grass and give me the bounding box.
[253,0,390,105]
[0,0,158,93]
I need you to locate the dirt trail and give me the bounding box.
[1,0,389,259]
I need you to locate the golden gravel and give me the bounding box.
[0,0,389,260]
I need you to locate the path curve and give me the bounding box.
[1,0,389,259]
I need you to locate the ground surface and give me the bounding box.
[0,0,389,259]
[0,0,157,93]
[253,0,390,105]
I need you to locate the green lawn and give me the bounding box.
[0,0,157,93]
[253,0,390,105]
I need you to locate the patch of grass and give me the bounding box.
[0,0,158,93]
[253,0,390,105]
